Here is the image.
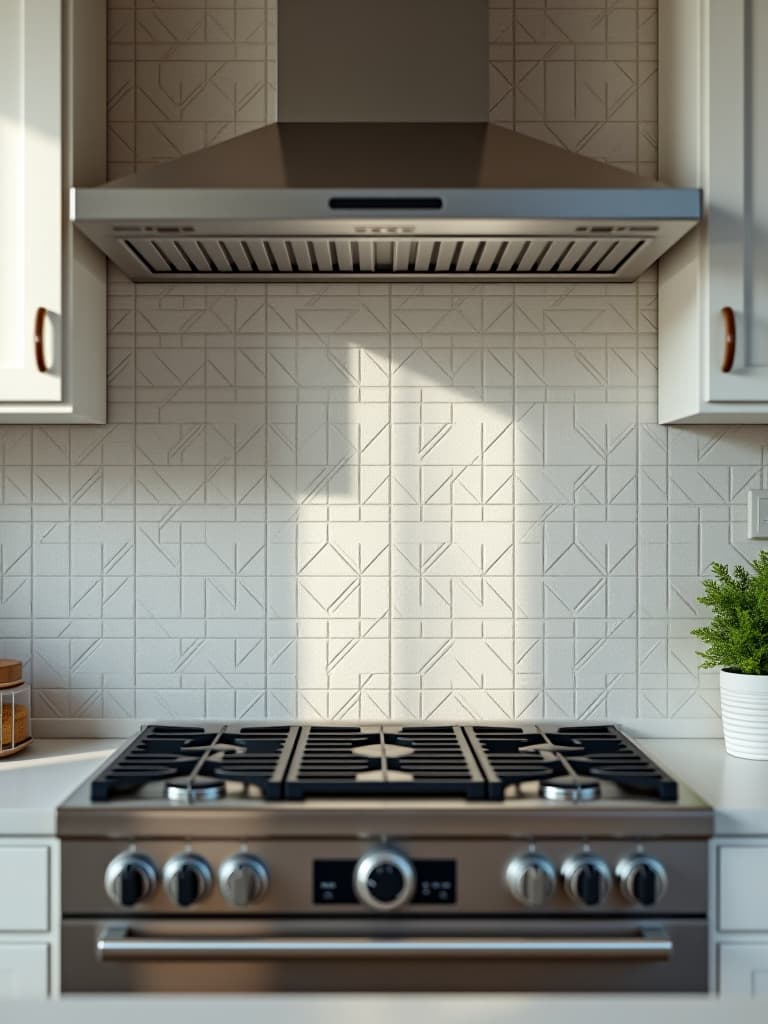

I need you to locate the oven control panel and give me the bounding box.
[314,857,455,907]
[70,838,707,918]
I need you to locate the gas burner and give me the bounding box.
[540,776,601,803]
[183,742,247,757]
[165,777,226,804]
[519,742,582,755]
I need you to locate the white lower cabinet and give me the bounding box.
[718,845,768,932]
[719,945,768,997]
[713,839,768,996]
[0,846,49,932]
[0,945,49,998]
[0,839,59,997]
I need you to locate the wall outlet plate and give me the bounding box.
[748,490,768,539]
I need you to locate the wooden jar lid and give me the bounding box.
[0,659,23,688]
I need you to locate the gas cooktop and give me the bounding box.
[87,722,678,805]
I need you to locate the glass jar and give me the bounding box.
[0,681,32,758]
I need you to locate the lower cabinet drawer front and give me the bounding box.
[0,944,49,998]
[720,943,768,997]
[719,846,768,932]
[0,846,49,931]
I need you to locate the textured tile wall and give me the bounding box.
[2,0,765,725]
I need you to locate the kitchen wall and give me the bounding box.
[2,0,766,729]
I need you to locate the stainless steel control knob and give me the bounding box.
[616,855,668,907]
[162,853,213,907]
[352,849,417,912]
[505,853,557,906]
[218,854,269,907]
[561,853,612,907]
[104,852,157,908]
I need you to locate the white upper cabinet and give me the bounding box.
[0,0,106,423]
[659,0,768,422]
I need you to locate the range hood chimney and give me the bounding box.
[71,0,701,282]
[277,0,489,123]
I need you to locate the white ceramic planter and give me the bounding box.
[720,669,768,759]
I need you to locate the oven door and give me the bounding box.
[62,917,707,993]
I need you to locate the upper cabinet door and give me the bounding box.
[706,0,768,402]
[0,0,106,423]
[658,0,768,422]
[0,0,62,403]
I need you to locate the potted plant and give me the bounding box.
[692,553,768,759]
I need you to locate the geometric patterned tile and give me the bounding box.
[10,2,743,725]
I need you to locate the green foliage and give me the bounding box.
[692,552,768,674]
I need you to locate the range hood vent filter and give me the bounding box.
[121,234,650,280]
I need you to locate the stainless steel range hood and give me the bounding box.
[71,0,701,283]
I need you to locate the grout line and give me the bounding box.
[131,269,137,721]
[129,0,138,720]
[634,0,641,722]
[132,0,137,176]
[264,0,272,720]
[264,282,269,720]
[635,268,641,720]
[203,282,208,718]
[387,284,393,718]
[637,0,641,177]
[511,0,518,718]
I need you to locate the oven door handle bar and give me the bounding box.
[96,926,673,962]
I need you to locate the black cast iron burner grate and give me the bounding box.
[89,722,678,802]
[282,725,488,800]
[466,725,678,801]
[90,724,299,801]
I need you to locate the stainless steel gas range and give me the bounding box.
[58,722,712,994]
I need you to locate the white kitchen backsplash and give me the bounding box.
[1,0,763,729]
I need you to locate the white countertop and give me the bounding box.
[0,739,116,835]
[1,735,768,838]
[641,738,768,835]
[0,996,765,1023]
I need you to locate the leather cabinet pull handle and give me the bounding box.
[721,306,736,372]
[34,306,49,373]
